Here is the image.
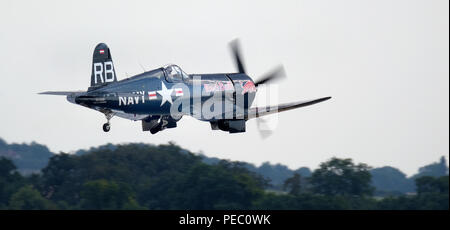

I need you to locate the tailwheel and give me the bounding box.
[103,123,111,132]
[102,112,114,132]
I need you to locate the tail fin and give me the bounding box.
[90,43,117,90]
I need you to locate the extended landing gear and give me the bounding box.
[103,123,111,132]
[142,115,180,135]
[102,113,114,132]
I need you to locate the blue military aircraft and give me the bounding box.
[40,41,331,134]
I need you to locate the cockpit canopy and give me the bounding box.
[163,64,190,82]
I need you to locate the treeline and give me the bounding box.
[2,138,448,196]
[0,143,448,210]
[0,138,53,175]
[201,155,448,195]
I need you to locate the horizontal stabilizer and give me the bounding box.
[39,91,85,96]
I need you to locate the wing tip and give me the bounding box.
[315,96,332,103]
[39,91,60,95]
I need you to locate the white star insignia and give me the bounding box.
[157,82,174,106]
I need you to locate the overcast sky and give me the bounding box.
[0,0,448,176]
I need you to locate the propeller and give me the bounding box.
[229,39,286,138]
[254,65,286,87]
[230,39,286,87]
[229,39,246,74]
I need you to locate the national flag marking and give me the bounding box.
[148,91,157,100]
[175,88,183,97]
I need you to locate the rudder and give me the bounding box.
[90,43,117,90]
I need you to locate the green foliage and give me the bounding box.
[414,156,448,178]
[370,166,415,194]
[255,162,306,188]
[416,176,449,195]
[0,157,24,208]
[283,173,302,196]
[377,176,449,210]
[2,137,447,197]
[253,192,378,210]
[39,144,200,207]
[377,193,449,210]
[35,143,266,210]
[0,156,17,176]
[139,160,265,209]
[0,139,448,210]
[80,179,145,210]
[416,176,439,194]
[310,158,374,196]
[0,138,53,175]
[201,156,312,189]
[8,185,56,210]
[437,176,449,194]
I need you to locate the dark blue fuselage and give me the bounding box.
[70,67,256,122]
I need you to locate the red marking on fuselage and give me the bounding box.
[242,81,256,94]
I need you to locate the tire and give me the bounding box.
[103,123,110,132]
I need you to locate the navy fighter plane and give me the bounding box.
[40,41,331,134]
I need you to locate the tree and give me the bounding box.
[256,162,298,187]
[310,157,373,196]
[4,139,447,210]
[437,176,449,194]
[415,176,449,195]
[0,139,54,175]
[40,153,80,205]
[80,179,144,210]
[0,157,17,176]
[164,163,264,210]
[0,157,24,208]
[414,156,448,178]
[283,173,302,196]
[370,166,415,194]
[8,185,56,210]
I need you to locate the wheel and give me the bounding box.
[150,126,160,134]
[103,123,110,132]
[150,123,162,134]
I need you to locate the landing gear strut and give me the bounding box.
[102,113,114,132]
